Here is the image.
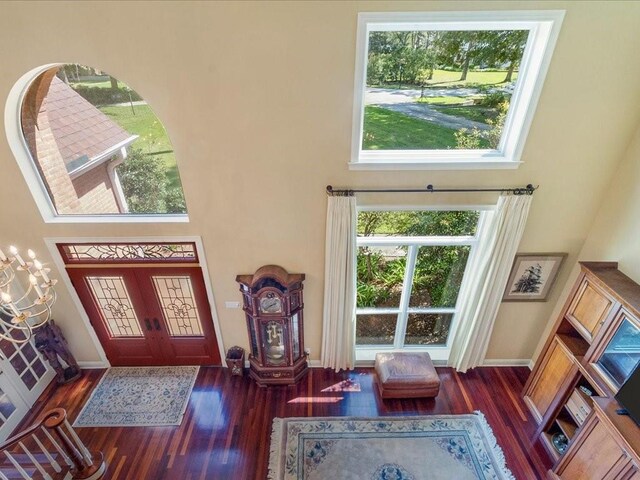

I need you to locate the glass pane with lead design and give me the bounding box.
[87,276,143,337]
[59,242,197,263]
[152,276,204,337]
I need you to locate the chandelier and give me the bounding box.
[0,246,57,344]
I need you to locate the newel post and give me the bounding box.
[43,408,106,479]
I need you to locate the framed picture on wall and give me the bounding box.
[502,253,567,302]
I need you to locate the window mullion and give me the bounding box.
[395,245,418,348]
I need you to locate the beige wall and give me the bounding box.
[1,1,640,364]
[534,122,640,362]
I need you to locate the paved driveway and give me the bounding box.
[366,87,490,131]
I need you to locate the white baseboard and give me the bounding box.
[77,360,109,369]
[482,359,533,369]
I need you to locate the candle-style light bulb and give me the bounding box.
[1,292,21,317]
[34,260,51,283]
[0,248,6,262]
[9,246,26,267]
[30,274,44,297]
[27,249,36,260]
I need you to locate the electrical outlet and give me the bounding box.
[225,301,241,309]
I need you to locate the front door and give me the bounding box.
[68,267,221,366]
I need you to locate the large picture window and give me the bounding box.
[356,209,483,361]
[351,11,564,169]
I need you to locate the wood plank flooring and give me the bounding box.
[16,366,551,479]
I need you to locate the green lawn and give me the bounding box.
[425,69,517,87]
[371,69,517,90]
[69,79,113,89]
[416,96,472,105]
[363,106,460,150]
[99,105,180,188]
[430,105,498,124]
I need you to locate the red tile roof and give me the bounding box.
[46,76,135,173]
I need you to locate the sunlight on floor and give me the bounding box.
[287,397,344,404]
[321,379,361,393]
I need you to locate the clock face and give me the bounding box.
[259,293,282,314]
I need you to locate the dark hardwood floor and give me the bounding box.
[16,366,551,479]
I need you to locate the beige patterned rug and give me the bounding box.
[268,413,514,480]
[73,366,199,427]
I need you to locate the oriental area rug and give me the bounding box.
[73,366,199,427]
[268,413,515,480]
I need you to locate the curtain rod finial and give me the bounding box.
[326,185,334,195]
[426,184,434,192]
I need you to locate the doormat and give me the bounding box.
[268,413,514,480]
[73,366,199,427]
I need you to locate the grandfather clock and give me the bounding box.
[236,265,308,386]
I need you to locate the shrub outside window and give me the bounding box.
[351,11,564,169]
[15,63,187,220]
[355,209,483,362]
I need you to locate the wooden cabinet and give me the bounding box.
[566,277,616,342]
[553,398,640,479]
[526,337,575,421]
[524,262,640,466]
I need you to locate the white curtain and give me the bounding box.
[449,194,533,372]
[321,195,357,371]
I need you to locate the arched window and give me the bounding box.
[12,64,187,219]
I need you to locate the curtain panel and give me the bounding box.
[449,194,533,372]
[320,195,357,371]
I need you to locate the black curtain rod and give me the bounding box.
[326,184,537,196]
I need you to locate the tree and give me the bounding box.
[476,30,529,83]
[117,148,169,213]
[511,263,543,293]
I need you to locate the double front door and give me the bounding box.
[68,267,220,366]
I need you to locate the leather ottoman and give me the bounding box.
[375,352,440,399]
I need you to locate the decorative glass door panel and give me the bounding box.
[86,277,144,337]
[151,276,204,336]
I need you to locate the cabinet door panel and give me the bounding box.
[527,337,575,419]
[557,418,628,479]
[567,279,614,341]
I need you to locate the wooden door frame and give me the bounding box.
[44,236,226,368]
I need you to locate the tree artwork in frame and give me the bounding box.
[503,253,567,302]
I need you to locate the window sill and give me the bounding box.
[43,214,189,224]
[356,346,451,363]
[349,159,522,171]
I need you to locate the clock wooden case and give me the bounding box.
[236,265,308,386]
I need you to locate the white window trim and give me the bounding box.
[355,207,488,362]
[350,10,565,170]
[4,63,189,223]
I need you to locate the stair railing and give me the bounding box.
[0,408,105,479]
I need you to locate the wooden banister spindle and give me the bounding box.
[19,440,53,480]
[42,425,72,467]
[45,416,87,473]
[32,432,63,473]
[42,408,105,480]
[4,451,32,479]
[64,418,93,465]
